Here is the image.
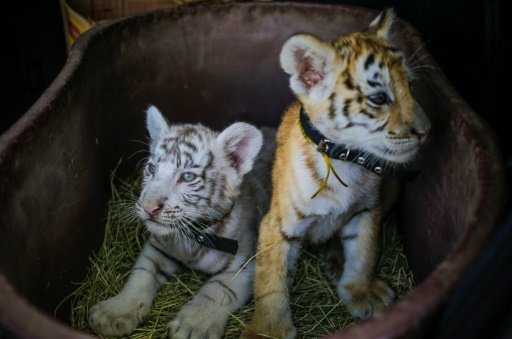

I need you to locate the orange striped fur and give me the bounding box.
[242,9,430,339]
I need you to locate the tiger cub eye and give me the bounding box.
[181,172,196,182]
[146,163,156,175]
[368,92,390,106]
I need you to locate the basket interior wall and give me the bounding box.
[0,3,504,331]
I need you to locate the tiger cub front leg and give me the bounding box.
[89,240,179,336]
[167,261,254,339]
[241,213,302,339]
[336,209,395,319]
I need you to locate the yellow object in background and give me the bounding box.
[59,0,190,51]
[59,0,94,51]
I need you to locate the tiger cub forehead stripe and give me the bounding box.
[343,75,360,92]
[155,128,208,165]
[364,53,375,70]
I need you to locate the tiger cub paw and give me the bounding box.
[166,305,224,339]
[337,277,396,320]
[88,294,151,336]
[241,318,297,339]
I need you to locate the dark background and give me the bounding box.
[1,0,508,164]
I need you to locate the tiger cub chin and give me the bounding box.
[88,105,275,339]
[242,9,431,339]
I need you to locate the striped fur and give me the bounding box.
[242,9,430,339]
[89,106,275,339]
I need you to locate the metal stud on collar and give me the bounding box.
[317,139,331,154]
[339,150,350,161]
[357,156,366,164]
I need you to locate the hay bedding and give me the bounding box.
[67,169,415,338]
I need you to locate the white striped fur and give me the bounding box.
[89,105,275,338]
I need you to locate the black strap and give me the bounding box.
[299,106,419,180]
[186,227,239,255]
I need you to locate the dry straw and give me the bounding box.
[67,170,415,338]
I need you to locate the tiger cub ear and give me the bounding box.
[146,105,170,150]
[367,8,395,40]
[216,123,263,176]
[280,34,342,102]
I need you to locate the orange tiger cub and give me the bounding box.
[242,9,430,339]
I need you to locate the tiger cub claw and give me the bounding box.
[88,295,150,336]
[166,305,224,339]
[338,278,396,320]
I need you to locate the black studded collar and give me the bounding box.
[299,106,419,180]
[184,204,238,255]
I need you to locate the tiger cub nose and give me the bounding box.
[411,126,429,142]
[143,203,164,217]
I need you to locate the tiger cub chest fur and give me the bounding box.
[275,104,382,242]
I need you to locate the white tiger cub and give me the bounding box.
[88,105,275,338]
